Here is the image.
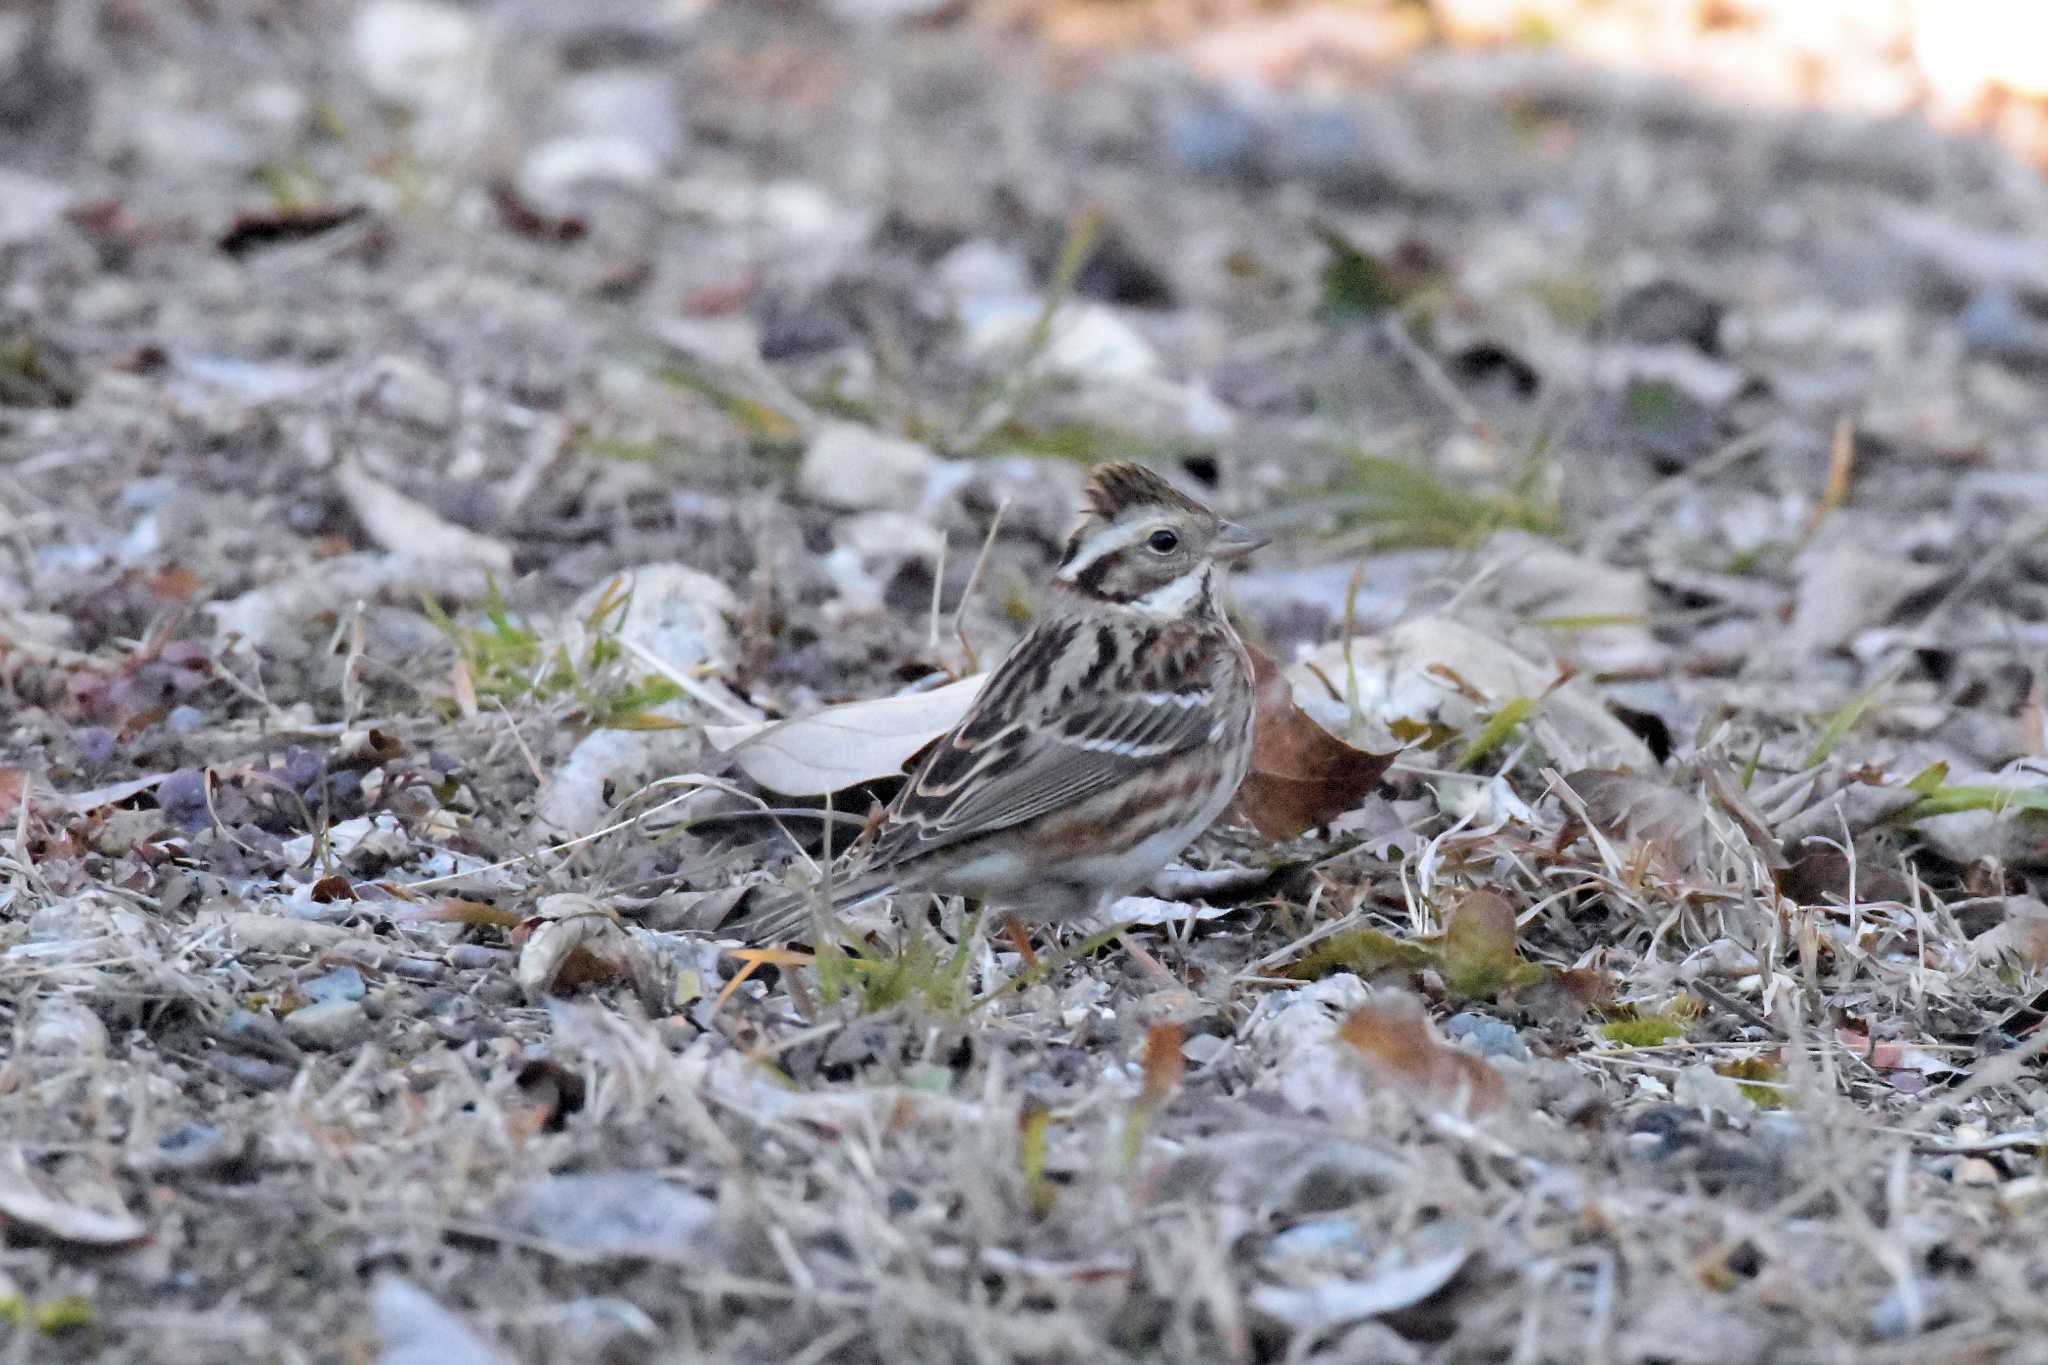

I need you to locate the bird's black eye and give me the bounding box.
[1146,529,1180,554]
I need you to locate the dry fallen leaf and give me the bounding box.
[333,456,515,574]
[706,673,988,796]
[402,897,525,931]
[374,1276,513,1365]
[1519,964,1611,1026]
[513,893,645,1002]
[1784,535,1945,655]
[1338,992,1506,1114]
[0,1149,149,1248]
[508,1057,588,1138]
[1231,644,1397,840]
[1297,616,1656,772]
[1249,1245,1473,1336]
[1969,896,2048,971]
[1437,889,1546,1001]
[0,768,28,822]
[335,726,407,767]
[216,201,366,255]
[1557,768,1717,877]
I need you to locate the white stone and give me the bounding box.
[518,135,661,203]
[837,511,945,565]
[528,728,705,842]
[936,239,1033,303]
[126,105,252,177]
[237,81,310,138]
[350,0,495,154]
[560,562,738,678]
[554,69,681,160]
[284,999,372,1052]
[757,180,861,246]
[798,422,942,511]
[364,354,456,431]
[962,297,1163,383]
[0,170,70,246]
[352,0,481,109]
[375,1277,511,1365]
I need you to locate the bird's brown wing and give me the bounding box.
[870,618,1225,866]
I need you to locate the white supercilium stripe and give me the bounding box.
[1057,518,1154,579]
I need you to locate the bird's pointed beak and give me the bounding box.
[1212,521,1272,563]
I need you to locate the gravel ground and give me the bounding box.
[9,3,2048,1362]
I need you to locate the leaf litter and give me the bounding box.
[9,3,2048,1363]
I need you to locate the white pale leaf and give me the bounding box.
[1249,1246,1470,1333]
[334,456,514,573]
[516,893,640,1002]
[705,673,989,796]
[0,1152,148,1247]
[374,1276,512,1365]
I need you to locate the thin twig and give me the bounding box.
[616,637,761,724]
[951,497,1009,675]
[1383,312,1484,434]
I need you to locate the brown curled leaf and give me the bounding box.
[1230,644,1397,840]
[1338,992,1505,1115]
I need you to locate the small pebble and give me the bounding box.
[1269,108,1360,176]
[75,726,117,767]
[1869,1284,1925,1340]
[167,704,208,735]
[285,999,372,1051]
[475,978,522,1007]
[301,966,367,1003]
[219,1008,303,1064]
[159,767,211,828]
[282,746,325,791]
[1443,1012,1529,1059]
[209,1050,297,1091]
[1998,1175,2048,1212]
[1168,102,1262,176]
[1960,288,2048,367]
[134,1123,252,1176]
[659,1017,700,1051]
[324,769,364,807]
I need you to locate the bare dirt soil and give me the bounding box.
[9,2,2048,1362]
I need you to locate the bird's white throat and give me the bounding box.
[1130,566,1210,619]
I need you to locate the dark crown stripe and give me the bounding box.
[1082,462,1212,521]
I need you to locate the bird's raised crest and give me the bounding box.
[1081,462,1212,523]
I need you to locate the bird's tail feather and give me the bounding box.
[724,865,902,944]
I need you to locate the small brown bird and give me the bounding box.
[734,462,1268,943]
